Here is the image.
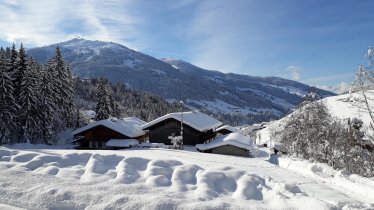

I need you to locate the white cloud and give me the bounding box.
[285,65,301,80]
[0,0,142,49]
[317,82,351,94]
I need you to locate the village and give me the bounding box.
[72,110,272,158]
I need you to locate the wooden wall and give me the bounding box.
[147,119,215,145]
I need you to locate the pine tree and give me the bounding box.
[95,77,112,120]
[19,57,40,143]
[14,43,27,100]
[64,65,76,128]
[0,55,18,144]
[9,43,17,80]
[38,65,56,144]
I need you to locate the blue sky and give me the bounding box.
[1,0,374,93]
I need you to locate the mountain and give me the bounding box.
[28,38,335,124]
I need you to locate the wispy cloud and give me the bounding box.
[0,0,142,49]
[302,73,353,84]
[317,82,351,94]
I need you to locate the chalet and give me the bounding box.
[72,117,147,149]
[142,111,222,145]
[215,125,241,135]
[196,133,253,157]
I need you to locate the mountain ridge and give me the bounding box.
[27,38,335,124]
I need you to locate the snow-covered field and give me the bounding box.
[0,145,373,210]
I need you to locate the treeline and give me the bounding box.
[74,77,182,123]
[0,44,74,145]
[274,94,374,177]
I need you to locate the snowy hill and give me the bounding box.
[256,91,374,145]
[28,38,335,124]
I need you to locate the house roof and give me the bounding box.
[142,111,222,132]
[216,125,241,133]
[72,117,147,138]
[106,139,139,148]
[196,133,253,151]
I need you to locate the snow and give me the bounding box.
[196,133,253,151]
[256,91,374,145]
[106,139,139,148]
[216,125,241,133]
[236,87,294,109]
[72,117,146,138]
[0,145,372,209]
[150,68,166,75]
[186,99,258,115]
[142,111,222,132]
[82,110,95,119]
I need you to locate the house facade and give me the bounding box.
[196,133,253,157]
[142,111,222,145]
[72,117,147,149]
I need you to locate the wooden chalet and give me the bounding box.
[142,111,222,145]
[72,117,147,149]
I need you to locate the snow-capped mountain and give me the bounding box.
[28,38,335,124]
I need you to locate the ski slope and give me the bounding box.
[0,145,373,209]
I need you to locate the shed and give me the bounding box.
[196,133,253,157]
[142,111,222,145]
[72,117,147,149]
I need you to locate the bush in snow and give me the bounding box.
[277,100,374,177]
[168,134,183,150]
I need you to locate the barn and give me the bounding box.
[72,117,147,149]
[142,111,222,145]
[196,133,253,157]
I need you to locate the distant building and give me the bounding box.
[215,125,241,136]
[196,133,253,157]
[142,111,222,145]
[72,117,147,149]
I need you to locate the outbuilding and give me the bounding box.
[196,133,253,157]
[142,111,222,145]
[72,117,147,149]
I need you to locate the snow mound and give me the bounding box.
[0,146,372,209]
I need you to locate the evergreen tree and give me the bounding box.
[0,55,18,144]
[19,57,40,143]
[38,65,56,144]
[14,43,27,100]
[64,65,76,128]
[95,77,112,120]
[9,43,17,80]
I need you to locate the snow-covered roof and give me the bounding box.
[142,111,222,132]
[106,139,139,148]
[196,133,253,151]
[216,125,240,133]
[72,117,146,138]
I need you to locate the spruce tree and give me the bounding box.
[95,77,111,120]
[14,43,27,100]
[38,65,56,144]
[19,57,40,143]
[0,55,18,144]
